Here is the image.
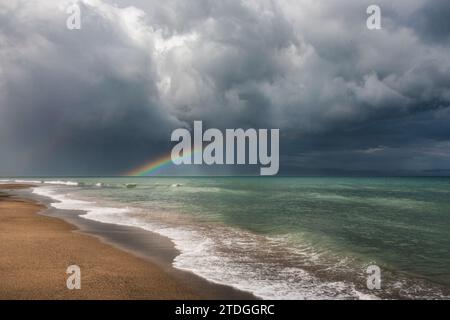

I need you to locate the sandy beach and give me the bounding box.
[0,183,201,300]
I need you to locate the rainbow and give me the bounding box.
[125,148,203,176]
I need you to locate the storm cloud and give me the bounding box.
[0,0,449,175]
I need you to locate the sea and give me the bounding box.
[3,177,450,299]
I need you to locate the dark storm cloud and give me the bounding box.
[0,0,449,175]
[0,1,180,175]
[410,0,450,43]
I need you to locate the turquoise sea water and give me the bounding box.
[15,177,450,299]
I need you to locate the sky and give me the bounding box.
[0,0,449,176]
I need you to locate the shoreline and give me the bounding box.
[0,184,256,300]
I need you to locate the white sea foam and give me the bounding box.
[8,179,44,184]
[9,179,80,186]
[32,187,130,221]
[43,180,79,186]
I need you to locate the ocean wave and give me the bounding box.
[171,183,183,187]
[31,185,380,300]
[29,179,450,300]
[43,180,79,186]
[32,184,450,300]
[0,179,44,184]
[4,179,146,189]
[2,179,78,185]
[32,187,131,221]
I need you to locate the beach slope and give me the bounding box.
[0,184,198,299]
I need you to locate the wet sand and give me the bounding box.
[0,184,255,300]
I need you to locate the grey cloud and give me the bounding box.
[1,0,450,175]
[0,1,180,175]
[411,0,450,43]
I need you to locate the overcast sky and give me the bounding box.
[1,0,450,176]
